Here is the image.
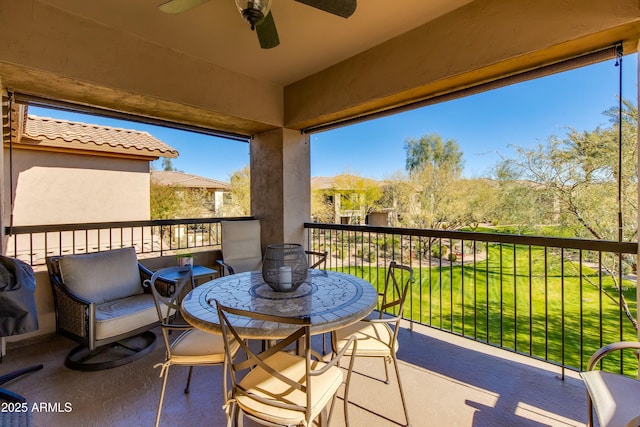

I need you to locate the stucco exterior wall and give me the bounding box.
[4,149,150,225]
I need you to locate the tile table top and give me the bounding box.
[181,269,378,339]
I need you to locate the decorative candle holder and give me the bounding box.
[261,243,308,292]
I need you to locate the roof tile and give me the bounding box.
[24,115,178,157]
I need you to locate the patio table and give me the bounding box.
[181,269,377,339]
[157,264,217,286]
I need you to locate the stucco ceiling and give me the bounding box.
[38,0,474,86]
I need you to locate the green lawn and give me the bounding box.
[336,243,638,375]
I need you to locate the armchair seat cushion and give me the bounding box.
[580,370,640,427]
[95,294,159,341]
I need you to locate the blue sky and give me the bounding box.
[30,53,637,182]
[312,53,637,179]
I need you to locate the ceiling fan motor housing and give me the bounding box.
[236,0,272,30]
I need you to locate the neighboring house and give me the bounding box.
[150,170,231,216]
[312,174,424,227]
[311,175,389,225]
[4,105,178,225]
[3,105,177,260]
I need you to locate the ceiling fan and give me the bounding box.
[158,0,357,49]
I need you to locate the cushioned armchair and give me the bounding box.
[47,247,167,370]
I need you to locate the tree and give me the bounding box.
[405,133,463,176]
[502,100,637,242]
[456,178,499,230]
[497,99,638,330]
[491,160,553,234]
[377,171,419,227]
[218,165,250,216]
[311,189,334,223]
[403,133,465,230]
[162,158,177,171]
[150,182,209,219]
[150,181,180,219]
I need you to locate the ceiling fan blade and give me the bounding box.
[294,0,357,18]
[158,0,210,14]
[255,11,280,49]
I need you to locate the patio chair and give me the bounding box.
[216,300,358,427]
[331,261,414,427]
[46,247,164,370]
[146,266,239,427]
[580,341,640,427]
[305,250,327,269]
[217,219,263,275]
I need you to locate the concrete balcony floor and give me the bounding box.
[0,322,588,427]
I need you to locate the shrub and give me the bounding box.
[415,240,429,259]
[356,247,377,263]
[366,251,376,263]
[378,236,400,255]
[431,247,441,259]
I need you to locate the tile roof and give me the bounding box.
[23,115,178,158]
[151,170,230,190]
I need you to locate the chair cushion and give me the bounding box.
[58,248,142,304]
[580,370,640,427]
[170,329,238,364]
[334,320,398,357]
[94,294,158,340]
[236,351,343,425]
[221,220,262,273]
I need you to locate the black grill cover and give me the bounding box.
[0,256,38,337]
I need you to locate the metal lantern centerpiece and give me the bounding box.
[261,243,308,292]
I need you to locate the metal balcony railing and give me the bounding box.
[5,218,637,376]
[304,222,639,376]
[3,217,253,266]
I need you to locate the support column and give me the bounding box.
[250,128,310,249]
